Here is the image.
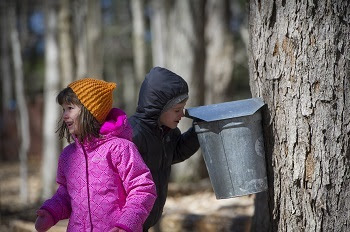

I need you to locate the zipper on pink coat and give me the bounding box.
[82,145,93,232]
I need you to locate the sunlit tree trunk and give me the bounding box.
[249,0,350,231]
[149,0,206,181]
[41,0,60,200]
[86,0,103,77]
[59,0,74,87]
[131,0,146,94]
[204,0,234,104]
[9,3,29,203]
[73,0,88,78]
[149,0,166,67]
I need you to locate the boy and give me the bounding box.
[128,67,200,231]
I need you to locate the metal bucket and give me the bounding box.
[186,98,268,199]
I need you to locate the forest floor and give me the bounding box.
[0,159,255,232]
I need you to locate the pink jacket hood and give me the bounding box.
[41,108,156,232]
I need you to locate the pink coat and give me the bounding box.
[41,108,156,232]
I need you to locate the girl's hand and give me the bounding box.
[109,227,126,232]
[35,209,54,232]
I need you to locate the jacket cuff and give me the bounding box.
[40,205,59,225]
[114,223,132,232]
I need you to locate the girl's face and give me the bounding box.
[62,102,81,135]
[159,101,186,129]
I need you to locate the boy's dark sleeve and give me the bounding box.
[172,125,200,164]
[131,126,148,163]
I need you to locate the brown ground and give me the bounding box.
[0,160,254,232]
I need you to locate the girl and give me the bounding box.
[35,78,156,232]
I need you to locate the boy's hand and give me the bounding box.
[35,209,54,232]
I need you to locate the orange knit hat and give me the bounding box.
[68,78,116,122]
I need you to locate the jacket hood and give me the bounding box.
[77,108,133,151]
[134,67,188,127]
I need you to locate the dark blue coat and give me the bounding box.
[128,67,200,230]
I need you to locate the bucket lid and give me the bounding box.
[185,98,265,122]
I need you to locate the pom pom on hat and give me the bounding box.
[68,78,116,122]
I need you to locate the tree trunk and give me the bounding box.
[59,0,74,87]
[131,0,147,93]
[1,2,12,114]
[204,0,234,105]
[86,0,103,77]
[149,0,167,67]
[249,0,350,231]
[41,0,60,200]
[9,3,29,203]
[73,0,88,78]
[149,0,207,181]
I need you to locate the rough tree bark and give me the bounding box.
[249,0,350,231]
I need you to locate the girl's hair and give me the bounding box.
[56,87,101,143]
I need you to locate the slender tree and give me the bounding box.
[249,0,350,231]
[204,0,235,105]
[86,0,103,77]
[9,2,30,203]
[149,0,207,181]
[59,0,74,87]
[131,0,147,93]
[41,0,60,200]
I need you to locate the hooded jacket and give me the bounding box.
[128,67,200,230]
[41,108,156,232]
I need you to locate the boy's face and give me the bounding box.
[62,102,81,135]
[159,101,187,129]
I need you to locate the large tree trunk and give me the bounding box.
[9,3,29,203]
[41,0,60,200]
[249,0,350,231]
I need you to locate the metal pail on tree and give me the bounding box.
[185,98,268,199]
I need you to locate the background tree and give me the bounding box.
[9,2,30,203]
[149,0,207,181]
[204,0,234,105]
[248,0,350,231]
[41,0,60,200]
[59,0,74,87]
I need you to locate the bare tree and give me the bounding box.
[204,0,234,104]
[86,0,103,77]
[131,0,147,93]
[41,0,60,200]
[249,0,350,231]
[59,0,74,87]
[148,0,207,181]
[1,2,12,115]
[9,3,30,203]
[73,0,88,78]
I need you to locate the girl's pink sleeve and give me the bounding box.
[40,154,72,224]
[114,142,157,232]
